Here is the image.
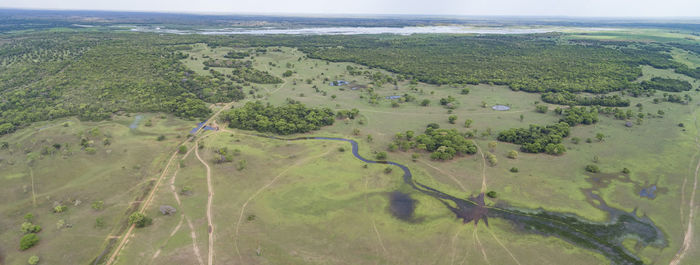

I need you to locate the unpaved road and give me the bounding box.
[669,114,700,265]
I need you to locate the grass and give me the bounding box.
[2,33,700,264]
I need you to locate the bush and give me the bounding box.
[486,153,498,166]
[178,145,187,154]
[535,105,548,113]
[384,167,393,174]
[20,233,39,250]
[157,135,166,141]
[28,255,40,265]
[21,222,41,234]
[510,167,519,173]
[486,191,497,198]
[622,168,631,174]
[375,152,387,160]
[128,212,152,228]
[84,147,97,154]
[507,150,518,159]
[92,200,104,211]
[585,164,600,173]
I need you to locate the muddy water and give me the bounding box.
[262,135,666,265]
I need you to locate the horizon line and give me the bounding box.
[2,7,700,21]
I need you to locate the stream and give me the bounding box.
[262,135,666,265]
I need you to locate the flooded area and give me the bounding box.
[260,135,666,265]
[128,26,618,35]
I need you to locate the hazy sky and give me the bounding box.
[1,0,698,17]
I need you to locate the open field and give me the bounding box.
[1,26,700,265]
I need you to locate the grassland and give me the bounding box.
[1,29,700,265]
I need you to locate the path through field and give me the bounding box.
[669,113,700,265]
[104,101,234,265]
[195,142,216,265]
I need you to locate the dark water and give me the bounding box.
[261,135,666,265]
[389,191,416,220]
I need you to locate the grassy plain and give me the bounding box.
[2,30,700,265]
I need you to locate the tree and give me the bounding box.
[376,152,387,160]
[282,70,293,77]
[507,150,518,159]
[128,212,152,228]
[178,145,188,154]
[486,153,498,166]
[622,168,631,174]
[421,99,431,106]
[488,141,498,150]
[157,135,166,141]
[20,233,39,250]
[535,105,548,113]
[384,167,393,174]
[21,222,41,234]
[510,167,519,173]
[464,119,473,128]
[595,133,605,142]
[448,115,457,124]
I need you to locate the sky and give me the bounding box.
[1,0,698,17]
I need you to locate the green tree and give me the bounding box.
[595,133,605,142]
[128,212,152,228]
[507,150,518,159]
[464,119,473,128]
[20,233,39,250]
[178,145,188,154]
[448,115,458,124]
[375,152,387,160]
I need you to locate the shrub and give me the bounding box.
[535,105,548,113]
[178,145,187,154]
[19,233,39,250]
[622,168,631,174]
[486,153,498,166]
[21,222,41,234]
[375,152,387,160]
[486,191,497,198]
[384,167,393,174]
[128,212,152,228]
[28,255,40,264]
[92,200,104,211]
[507,150,518,159]
[585,164,600,173]
[53,205,67,213]
[510,167,519,173]
[84,147,97,154]
[157,135,166,141]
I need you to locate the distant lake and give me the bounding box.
[129,26,617,35]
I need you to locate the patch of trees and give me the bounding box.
[541,92,630,107]
[221,101,335,135]
[497,122,570,154]
[641,77,692,92]
[336,108,360,119]
[390,125,477,160]
[224,51,250,59]
[559,107,599,126]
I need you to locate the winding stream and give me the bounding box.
[262,135,666,265]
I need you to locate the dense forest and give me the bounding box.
[220,101,335,134]
[541,92,630,107]
[640,77,693,92]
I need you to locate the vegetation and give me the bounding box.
[20,233,39,250]
[542,92,630,107]
[128,212,152,228]
[640,77,692,92]
[391,126,477,160]
[497,123,569,154]
[221,101,335,135]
